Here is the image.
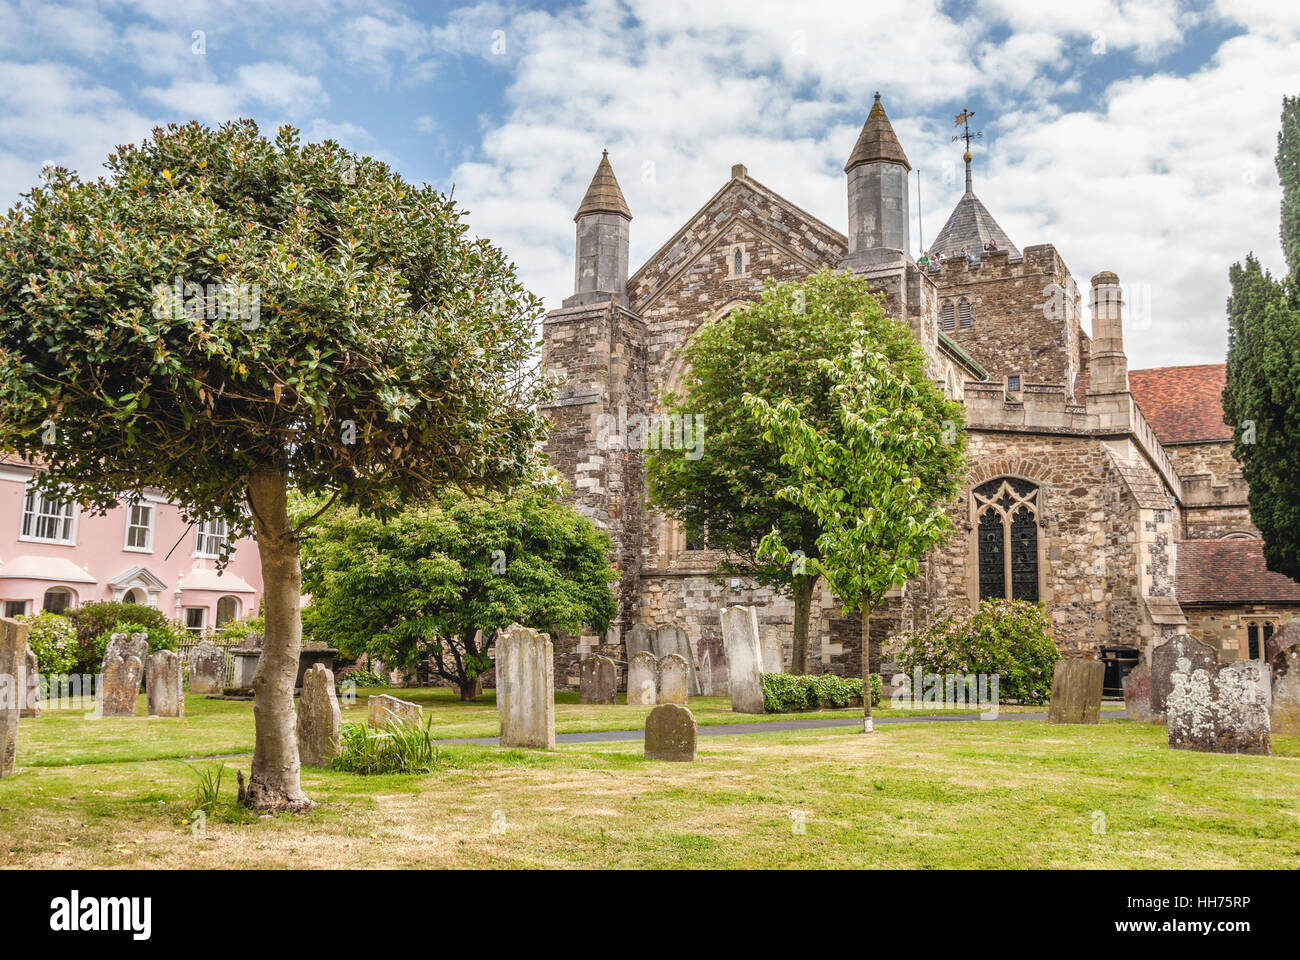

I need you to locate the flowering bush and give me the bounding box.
[16,611,78,675]
[893,600,1058,704]
[760,672,881,712]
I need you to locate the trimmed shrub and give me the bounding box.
[16,611,78,675]
[761,672,881,713]
[90,618,185,664]
[67,601,179,671]
[339,669,389,689]
[893,599,1058,704]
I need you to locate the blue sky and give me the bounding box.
[1,0,1298,367]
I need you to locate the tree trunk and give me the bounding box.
[459,676,482,701]
[791,576,814,675]
[243,470,313,812]
[860,598,873,733]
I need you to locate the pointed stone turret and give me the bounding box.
[565,150,631,307]
[929,137,1019,263]
[844,93,911,268]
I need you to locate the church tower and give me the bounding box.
[843,92,912,268]
[565,150,631,308]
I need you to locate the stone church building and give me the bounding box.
[540,95,1300,691]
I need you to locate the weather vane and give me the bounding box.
[953,108,982,154]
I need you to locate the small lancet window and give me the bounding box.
[733,248,744,277]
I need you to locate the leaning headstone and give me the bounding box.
[1168,660,1271,755]
[99,632,149,717]
[654,624,702,696]
[367,694,423,729]
[644,703,697,762]
[298,663,342,767]
[1122,664,1152,722]
[627,651,658,706]
[579,655,616,705]
[21,646,40,718]
[0,618,29,778]
[1047,659,1105,724]
[626,623,655,658]
[1270,646,1300,737]
[760,627,785,675]
[657,654,689,705]
[188,640,225,694]
[1150,635,1217,722]
[496,623,555,749]
[146,650,184,718]
[720,605,764,714]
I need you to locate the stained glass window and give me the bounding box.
[973,478,1040,603]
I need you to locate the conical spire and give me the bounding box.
[844,93,911,173]
[575,149,631,221]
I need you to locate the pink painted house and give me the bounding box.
[0,457,263,633]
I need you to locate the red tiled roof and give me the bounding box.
[1176,538,1300,605]
[1128,363,1232,444]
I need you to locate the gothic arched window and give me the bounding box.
[958,298,973,330]
[973,478,1040,602]
[941,301,955,331]
[734,248,744,276]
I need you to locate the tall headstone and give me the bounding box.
[695,635,729,697]
[188,640,225,694]
[1168,660,1271,755]
[657,654,689,705]
[627,651,658,706]
[626,623,655,658]
[146,650,184,718]
[720,605,764,714]
[1271,646,1300,737]
[367,694,423,729]
[644,703,697,762]
[760,627,785,675]
[298,663,342,767]
[579,655,617,705]
[497,623,555,749]
[0,618,29,778]
[1047,659,1105,724]
[1122,664,1152,722]
[21,646,40,719]
[99,632,149,718]
[654,624,702,696]
[1150,635,1217,722]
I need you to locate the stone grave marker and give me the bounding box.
[496,623,555,749]
[657,654,689,705]
[579,655,617,705]
[695,635,729,697]
[760,627,785,675]
[1270,646,1300,737]
[146,649,184,717]
[1047,659,1105,724]
[627,651,658,706]
[0,618,29,778]
[626,623,655,658]
[1150,635,1217,722]
[188,639,225,694]
[298,663,342,767]
[1266,617,1300,665]
[21,646,40,718]
[99,632,149,717]
[1168,660,1271,755]
[367,694,423,729]
[1122,663,1152,722]
[644,703,697,762]
[654,623,702,696]
[720,605,764,714]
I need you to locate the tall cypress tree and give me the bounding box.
[1223,95,1300,579]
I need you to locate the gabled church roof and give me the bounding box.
[575,150,631,221]
[844,93,911,172]
[1128,363,1232,444]
[930,189,1019,261]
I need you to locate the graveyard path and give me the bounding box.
[182,707,1127,759]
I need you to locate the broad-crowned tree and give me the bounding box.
[743,331,966,732]
[0,121,549,809]
[647,269,888,673]
[298,489,617,700]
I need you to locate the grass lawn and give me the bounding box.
[1,699,1297,868]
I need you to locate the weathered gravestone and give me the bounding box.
[188,639,225,694]
[496,623,555,749]
[627,651,658,706]
[1168,660,1271,755]
[298,663,342,767]
[720,605,764,714]
[644,703,697,762]
[1271,646,1300,737]
[1122,664,1152,722]
[99,632,149,717]
[367,694,423,729]
[1047,659,1105,724]
[579,655,617,705]
[760,627,785,675]
[1266,618,1300,665]
[653,624,702,696]
[146,650,184,718]
[695,635,729,697]
[0,618,29,778]
[626,623,655,659]
[21,646,40,718]
[657,654,689,705]
[1150,635,1217,722]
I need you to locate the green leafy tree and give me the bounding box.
[0,121,548,809]
[647,269,895,673]
[1224,95,1300,580]
[743,332,966,732]
[299,489,617,700]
